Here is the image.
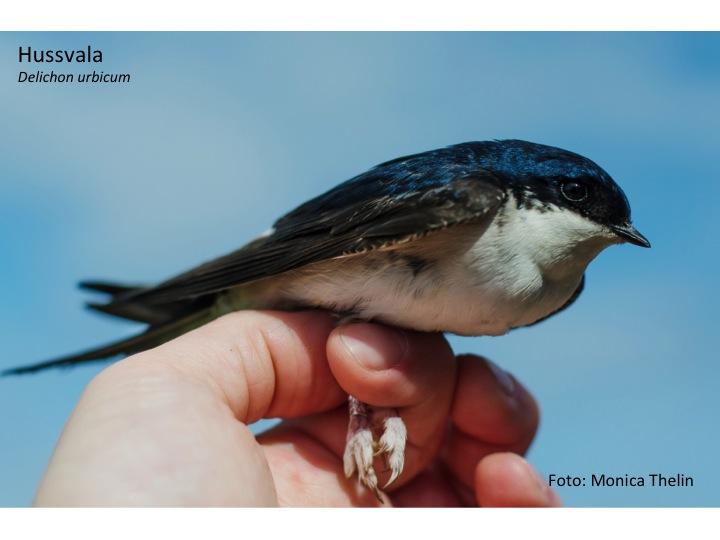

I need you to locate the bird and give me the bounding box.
[3,139,650,500]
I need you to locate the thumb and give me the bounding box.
[123,309,347,422]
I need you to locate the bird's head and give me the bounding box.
[474,139,650,249]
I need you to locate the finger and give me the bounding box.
[116,310,347,423]
[474,452,562,507]
[390,467,465,507]
[290,323,457,487]
[38,309,352,506]
[442,354,539,487]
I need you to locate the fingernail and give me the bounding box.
[486,359,516,396]
[338,324,408,371]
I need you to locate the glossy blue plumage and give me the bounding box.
[288,140,631,227]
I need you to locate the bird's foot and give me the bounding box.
[375,411,407,487]
[343,396,406,501]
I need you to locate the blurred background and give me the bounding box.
[0,32,718,506]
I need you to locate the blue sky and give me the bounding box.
[0,32,718,506]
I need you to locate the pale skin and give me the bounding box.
[35,310,561,507]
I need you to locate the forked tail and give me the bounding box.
[2,308,215,376]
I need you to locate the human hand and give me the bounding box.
[35,310,560,507]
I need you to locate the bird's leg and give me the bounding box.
[343,396,378,497]
[373,406,407,487]
[343,395,407,501]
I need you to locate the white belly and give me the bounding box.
[229,210,611,335]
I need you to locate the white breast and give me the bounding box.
[231,196,619,336]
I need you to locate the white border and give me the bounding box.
[1,0,719,30]
[1,508,719,539]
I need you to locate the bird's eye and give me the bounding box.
[560,181,588,202]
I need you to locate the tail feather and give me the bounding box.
[2,309,215,376]
[79,279,213,325]
[86,301,186,326]
[79,280,144,296]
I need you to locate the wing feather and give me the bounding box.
[113,174,505,306]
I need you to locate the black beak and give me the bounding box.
[611,223,651,248]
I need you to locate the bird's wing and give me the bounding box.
[113,174,505,306]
